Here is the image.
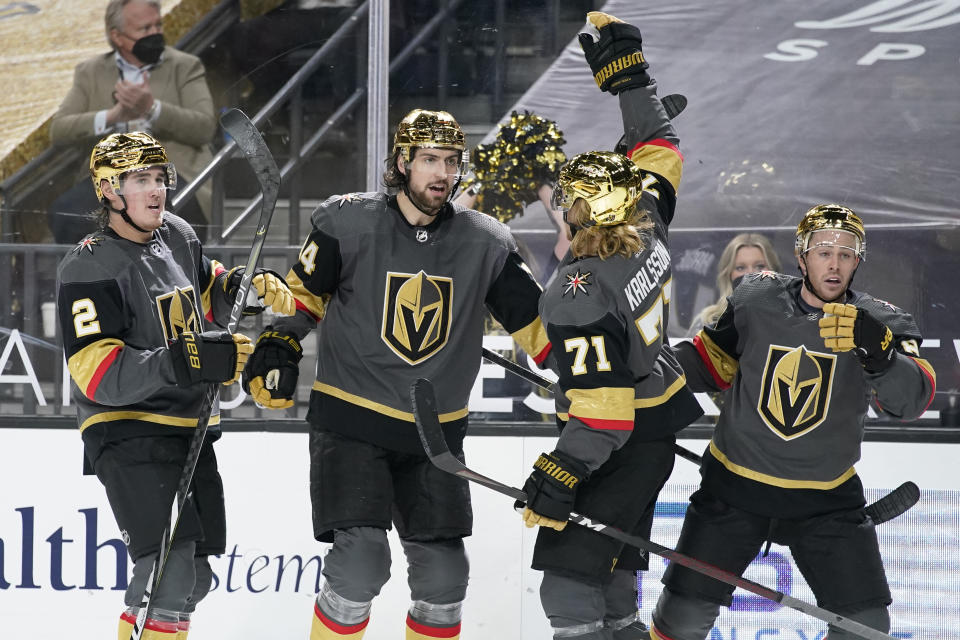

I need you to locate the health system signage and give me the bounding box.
[0,431,956,639]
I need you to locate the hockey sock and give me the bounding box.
[176,612,190,640]
[118,606,180,640]
[405,599,463,639]
[310,600,370,639]
[405,614,461,640]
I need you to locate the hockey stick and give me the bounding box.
[411,378,897,640]
[866,480,920,525]
[480,347,704,466]
[130,109,280,640]
[480,347,920,524]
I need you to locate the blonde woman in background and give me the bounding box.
[687,233,782,334]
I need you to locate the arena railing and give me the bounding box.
[0,240,957,442]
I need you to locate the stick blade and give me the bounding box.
[865,481,920,525]
[661,93,688,120]
[219,109,280,190]
[411,378,527,501]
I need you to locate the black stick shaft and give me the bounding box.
[411,378,896,640]
[481,347,704,466]
[131,110,280,640]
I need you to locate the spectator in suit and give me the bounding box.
[48,0,216,243]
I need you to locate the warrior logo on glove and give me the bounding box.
[533,453,582,489]
[578,11,652,94]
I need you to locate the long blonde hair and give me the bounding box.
[568,198,655,260]
[694,233,782,327]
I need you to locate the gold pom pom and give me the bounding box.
[464,111,566,223]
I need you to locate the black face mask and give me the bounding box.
[132,33,165,65]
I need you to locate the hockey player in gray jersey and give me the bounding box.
[241,109,551,640]
[517,12,702,640]
[56,131,294,640]
[646,204,936,640]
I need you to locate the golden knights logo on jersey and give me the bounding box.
[155,286,202,342]
[757,344,837,440]
[381,270,453,365]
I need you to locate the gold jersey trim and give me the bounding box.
[634,374,687,408]
[201,259,225,317]
[911,356,936,384]
[696,330,739,385]
[630,143,682,193]
[313,381,468,423]
[286,269,328,320]
[566,386,635,421]
[709,440,856,490]
[556,375,689,421]
[79,411,220,433]
[68,338,124,395]
[511,317,551,363]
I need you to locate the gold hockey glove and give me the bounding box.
[578,11,651,94]
[223,266,296,316]
[515,450,589,532]
[820,303,895,372]
[242,327,303,409]
[169,331,253,387]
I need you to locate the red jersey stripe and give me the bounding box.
[85,345,121,399]
[574,414,634,431]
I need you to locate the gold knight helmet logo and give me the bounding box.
[156,286,201,342]
[757,344,837,440]
[382,270,453,365]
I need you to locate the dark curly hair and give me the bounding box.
[382,149,407,190]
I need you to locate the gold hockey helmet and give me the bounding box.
[90,131,177,201]
[795,204,866,259]
[392,109,466,162]
[551,151,643,227]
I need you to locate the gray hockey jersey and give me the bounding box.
[679,272,936,510]
[274,193,550,453]
[539,85,702,472]
[57,214,234,459]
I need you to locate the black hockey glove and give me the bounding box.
[169,331,254,388]
[221,266,296,316]
[820,303,895,372]
[578,11,651,94]
[242,326,303,409]
[516,450,589,532]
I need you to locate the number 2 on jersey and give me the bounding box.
[72,298,101,337]
[564,336,612,375]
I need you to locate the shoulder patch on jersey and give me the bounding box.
[335,193,362,208]
[739,270,795,292]
[73,235,102,254]
[562,269,592,297]
[862,295,900,312]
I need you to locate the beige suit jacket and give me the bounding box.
[50,47,216,218]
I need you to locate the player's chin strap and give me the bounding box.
[104,196,152,234]
[798,255,860,305]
